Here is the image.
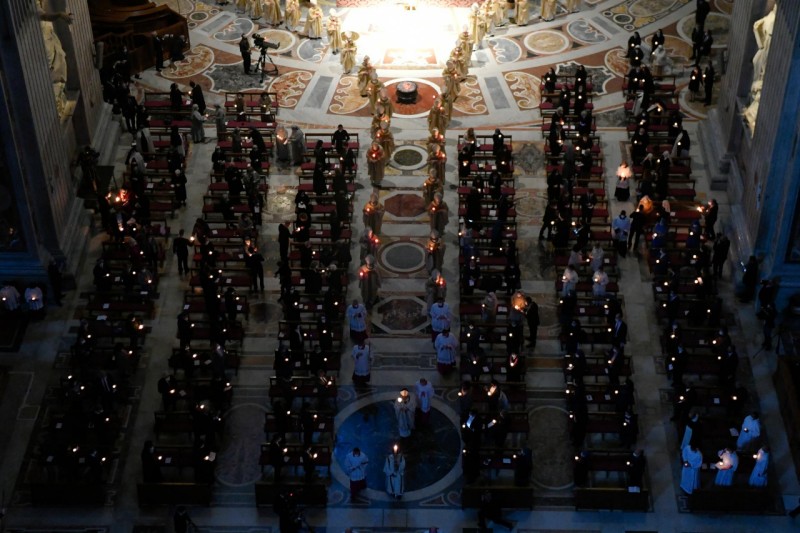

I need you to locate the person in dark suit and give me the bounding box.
[703,62,715,105]
[277,220,291,261]
[172,229,191,276]
[239,34,251,74]
[141,440,162,482]
[612,313,627,351]
[189,80,206,113]
[525,297,539,348]
[151,32,163,71]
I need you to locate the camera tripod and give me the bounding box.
[255,48,278,82]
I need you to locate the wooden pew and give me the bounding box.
[137,482,213,506]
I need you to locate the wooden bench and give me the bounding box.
[460,485,533,509]
[688,487,770,513]
[254,480,327,507]
[137,482,213,506]
[575,487,650,511]
[30,483,105,505]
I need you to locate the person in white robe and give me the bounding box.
[346,299,367,343]
[435,329,458,375]
[383,446,406,498]
[429,298,451,343]
[680,444,702,494]
[680,412,699,450]
[344,447,369,498]
[1,285,21,311]
[351,339,373,387]
[394,388,416,437]
[415,377,434,426]
[748,446,769,487]
[25,286,44,311]
[736,412,762,451]
[714,447,738,486]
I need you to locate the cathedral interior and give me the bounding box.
[1,0,800,531]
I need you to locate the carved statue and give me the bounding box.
[37,0,72,118]
[744,5,776,135]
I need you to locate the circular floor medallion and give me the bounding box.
[391,145,427,170]
[332,392,462,501]
[381,241,426,274]
[524,30,570,55]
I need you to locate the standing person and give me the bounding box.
[326,11,342,54]
[736,412,762,451]
[749,446,770,487]
[278,220,291,261]
[703,198,718,239]
[680,444,703,494]
[289,125,305,165]
[214,104,226,139]
[152,32,164,72]
[141,440,162,482]
[611,313,628,351]
[359,255,381,309]
[712,233,730,278]
[346,299,367,343]
[344,447,369,499]
[394,388,417,438]
[332,124,350,155]
[714,447,739,486]
[284,0,300,30]
[304,1,324,39]
[703,62,715,106]
[414,377,434,426]
[189,80,206,113]
[740,255,759,302]
[363,194,386,235]
[47,259,63,305]
[759,302,777,350]
[429,297,451,344]
[246,246,265,293]
[173,506,195,533]
[172,229,190,276]
[612,210,631,258]
[515,0,529,26]
[696,0,711,34]
[366,141,386,186]
[525,296,539,348]
[383,445,406,499]
[351,338,373,388]
[190,104,205,143]
[628,206,645,253]
[434,327,458,375]
[239,34,251,74]
[341,36,357,73]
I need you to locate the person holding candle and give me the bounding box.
[749,445,769,487]
[359,255,381,309]
[366,141,386,186]
[363,194,386,235]
[714,447,739,486]
[394,388,417,438]
[383,444,406,499]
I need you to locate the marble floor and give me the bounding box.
[2,0,800,532]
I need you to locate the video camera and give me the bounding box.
[252,34,279,51]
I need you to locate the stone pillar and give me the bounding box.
[0,0,92,281]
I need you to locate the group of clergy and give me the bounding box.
[680,412,769,494]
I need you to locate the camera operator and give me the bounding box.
[239,34,251,74]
